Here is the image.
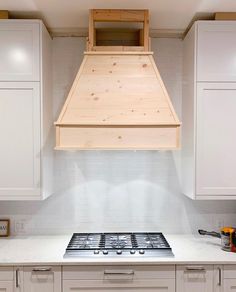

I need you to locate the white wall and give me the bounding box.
[0,37,236,235]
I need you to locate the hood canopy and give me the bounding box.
[55,9,180,150]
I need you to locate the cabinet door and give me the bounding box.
[63,279,175,292]
[0,282,13,292]
[196,83,236,197]
[197,22,236,82]
[176,265,214,292]
[0,21,40,81]
[23,266,61,292]
[0,82,41,200]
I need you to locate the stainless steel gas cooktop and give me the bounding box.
[64,232,174,257]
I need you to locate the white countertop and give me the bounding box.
[0,234,236,266]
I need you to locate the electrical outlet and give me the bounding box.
[14,220,27,234]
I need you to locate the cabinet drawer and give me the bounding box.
[224,265,236,278]
[176,265,214,292]
[63,265,175,280]
[23,266,61,292]
[63,279,175,291]
[0,21,40,81]
[0,267,13,281]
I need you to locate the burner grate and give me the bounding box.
[66,232,171,251]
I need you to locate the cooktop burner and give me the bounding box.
[65,232,174,257]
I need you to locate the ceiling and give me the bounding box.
[0,0,236,34]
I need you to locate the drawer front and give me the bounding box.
[63,265,175,280]
[0,21,40,81]
[0,281,13,292]
[224,265,236,278]
[224,279,236,291]
[23,266,61,292]
[176,265,214,292]
[0,267,14,281]
[63,279,175,292]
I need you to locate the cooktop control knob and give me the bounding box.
[139,249,145,255]
[94,250,100,255]
[130,250,136,255]
[103,250,108,255]
[116,250,122,255]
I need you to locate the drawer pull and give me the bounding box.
[104,270,134,275]
[32,267,52,272]
[185,266,205,272]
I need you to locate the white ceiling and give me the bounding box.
[0,0,236,31]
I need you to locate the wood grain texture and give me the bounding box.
[88,9,149,52]
[0,11,9,19]
[56,125,180,150]
[55,52,180,149]
[56,53,180,126]
[92,46,145,52]
[215,12,236,20]
[92,9,146,22]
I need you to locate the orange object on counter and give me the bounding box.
[221,227,236,252]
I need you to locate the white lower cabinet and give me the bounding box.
[2,264,236,292]
[0,267,14,292]
[23,266,61,292]
[176,265,214,292]
[63,265,175,292]
[224,280,236,292]
[0,282,13,292]
[223,265,236,292]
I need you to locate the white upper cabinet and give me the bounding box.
[0,21,40,81]
[182,21,236,200]
[196,83,236,196]
[0,83,41,200]
[0,20,53,201]
[197,22,236,82]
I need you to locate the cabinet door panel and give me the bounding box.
[196,83,236,196]
[0,281,13,292]
[0,82,41,199]
[176,265,214,292]
[0,22,39,81]
[197,22,236,82]
[23,266,61,292]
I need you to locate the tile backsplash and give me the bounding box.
[0,37,236,235]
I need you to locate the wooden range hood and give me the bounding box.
[55,9,181,150]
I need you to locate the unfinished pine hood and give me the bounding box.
[55,9,181,150]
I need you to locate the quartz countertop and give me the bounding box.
[0,234,235,266]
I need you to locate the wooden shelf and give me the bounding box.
[88,9,150,51]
